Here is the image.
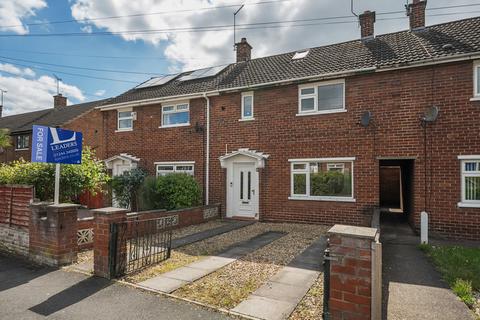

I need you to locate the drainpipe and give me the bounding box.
[203,93,210,205]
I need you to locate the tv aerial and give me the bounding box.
[421,106,439,124]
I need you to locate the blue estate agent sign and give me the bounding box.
[31,125,83,164]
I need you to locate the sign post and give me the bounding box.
[31,125,83,204]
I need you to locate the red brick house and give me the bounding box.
[98,2,480,240]
[0,95,108,163]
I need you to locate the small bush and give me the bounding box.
[111,168,147,210]
[453,279,475,307]
[139,173,202,211]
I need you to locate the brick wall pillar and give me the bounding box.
[29,202,79,266]
[327,224,380,320]
[92,207,128,279]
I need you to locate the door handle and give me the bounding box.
[251,189,255,195]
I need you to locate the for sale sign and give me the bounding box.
[31,125,83,164]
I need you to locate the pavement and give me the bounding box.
[138,231,286,294]
[381,215,474,320]
[232,236,326,320]
[0,253,234,320]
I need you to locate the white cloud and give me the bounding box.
[0,63,35,77]
[0,0,47,34]
[70,0,480,72]
[0,73,85,116]
[94,89,106,96]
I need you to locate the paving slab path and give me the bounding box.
[232,236,327,320]
[139,231,286,294]
[381,217,474,320]
[172,220,255,249]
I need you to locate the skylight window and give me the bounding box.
[178,64,228,81]
[136,74,179,89]
[292,49,310,60]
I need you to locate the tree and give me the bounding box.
[0,129,11,149]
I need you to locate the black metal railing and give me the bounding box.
[109,218,172,278]
[323,247,331,320]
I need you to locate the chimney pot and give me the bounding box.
[359,10,376,40]
[407,0,427,30]
[53,94,67,108]
[235,37,252,63]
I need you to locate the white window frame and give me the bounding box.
[240,91,254,121]
[155,161,195,177]
[117,108,133,131]
[458,155,480,208]
[288,157,355,202]
[327,163,345,173]
[472,61,480,100]
[15,135,29,150]
[161,102,190,128]
[297,79,346,116]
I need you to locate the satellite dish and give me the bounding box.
[422,106,439,123]
[360,111,372,127]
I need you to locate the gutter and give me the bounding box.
[203,93,210,206]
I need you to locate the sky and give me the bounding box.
[0,0,479,116]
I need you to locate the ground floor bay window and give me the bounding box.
[289,157,355,202]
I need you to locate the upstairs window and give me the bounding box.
[156,162,194,177]
[162,103,190,127]
[298,80,345,115]
[241,92,254,120]
[459,157,480,207]
[475,62,480,97]
[16,135,29,150]
[290,158,355,202]
[117,109,133,131]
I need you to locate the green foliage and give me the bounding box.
[139,173,202,211]
[0,147,109,202]
[453,279,476,307]
[310,171,351,197]
[0,128,11,148]
[111,167,147,210]
[421,244,480,308]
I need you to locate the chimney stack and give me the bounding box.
[53,94,67,108]
[235,38,252,63]
[407,0,427,30]
[359,10,376,40]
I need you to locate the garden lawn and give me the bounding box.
[421,244,480,317]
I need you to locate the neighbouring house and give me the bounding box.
[0,94,108,163]
[98,1,480,240]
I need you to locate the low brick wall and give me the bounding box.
[77,217,94,250]
[0,185,34,256]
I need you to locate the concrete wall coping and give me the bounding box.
[49,203,81,209]
[328,224,378,240]
[78,216,94,221]
[92,207,130,215]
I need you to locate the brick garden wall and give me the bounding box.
[0,185,33,256]
[104,60,480,241]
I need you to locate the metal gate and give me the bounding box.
[109,217,172,277]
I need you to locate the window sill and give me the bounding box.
[288,196,356,203]
[239,118,255,122]
[470,96,480,101]
[115,129,133,133]
[457,202,480,208]
[15,148,29,151]
[159,123,190,128]
[296,109,347,117]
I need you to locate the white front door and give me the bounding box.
[230,162,258,218]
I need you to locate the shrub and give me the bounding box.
[139,173,202,211]
[310,171,351,197]
[111,167,147,210]
[0,147,109,202]
[453,279,475,307]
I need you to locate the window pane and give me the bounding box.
[477,67,480,94]
[310,161,352,197]
[118,119,132,129]
[177,104,189,111]
[465,162,477,172]
[301,88,315,95]
[293,173,307,195]
[243,96,253,117]
[293,163,306,170]
[318,83,344,111]
[118,111,131,118]
[157,165,174,171]
[465,176,480,200]
[301,97,315,112]
[163,106,174,112]
[163,111,189,125]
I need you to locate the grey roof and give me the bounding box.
[104,16,480,106]
[0,99,109,134]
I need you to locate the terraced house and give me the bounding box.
[99,1,480,240]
